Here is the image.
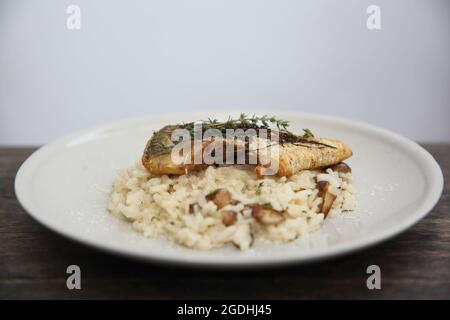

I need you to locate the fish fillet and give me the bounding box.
[142,125,352,177]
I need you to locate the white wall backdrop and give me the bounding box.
[0,0,449,145]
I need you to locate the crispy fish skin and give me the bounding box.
[142,127,352,176]
[142,149,209,175]
[256,137,353,177]
[142,125,210,175]
[143,156,208,175]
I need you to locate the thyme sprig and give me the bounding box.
[183,113,290,136]
[303,128,314,138]
[179,114,334,148]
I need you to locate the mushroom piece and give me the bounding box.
[206,188,232,209]
[316,180,337,216]
[188,202,199,213]
[222,210,238,226]
[251,204,285,225]
[329,162,352,174]
[232,223,253,250]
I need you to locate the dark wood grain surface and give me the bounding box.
[0,145,448,299]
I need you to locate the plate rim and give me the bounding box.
[14,112,444,267]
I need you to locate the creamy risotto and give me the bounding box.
[108,163,356,250]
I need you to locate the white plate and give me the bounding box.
[15,112,443,267]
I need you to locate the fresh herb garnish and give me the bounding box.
[303,128,314,138]
[181,115,333,147]
[263,202,273,209]
[147,114,336,157]
[256,182,264,195]
[183,113,290,137]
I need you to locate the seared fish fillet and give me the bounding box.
[142,125,352,177]
[259,137,352,177]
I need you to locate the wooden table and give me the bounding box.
[0,145,448,299]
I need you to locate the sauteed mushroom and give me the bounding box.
[317,181,337,216]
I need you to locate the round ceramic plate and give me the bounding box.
[15,112,443,267]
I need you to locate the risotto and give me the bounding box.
[107,163,356,250]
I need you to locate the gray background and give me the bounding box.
[0,0,449,145]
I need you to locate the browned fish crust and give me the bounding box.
[258,137,353,177]
[142,126,352,177]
